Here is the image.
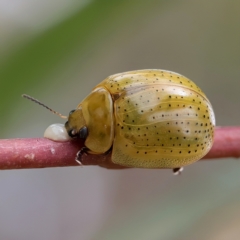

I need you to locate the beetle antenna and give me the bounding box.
[22,94,67,119]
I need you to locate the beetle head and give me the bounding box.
[65,107,87,139]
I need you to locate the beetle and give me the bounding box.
[23,69,215,173]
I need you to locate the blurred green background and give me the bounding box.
[0,0,240,239]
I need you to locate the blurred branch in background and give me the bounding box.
[0,126,239,170]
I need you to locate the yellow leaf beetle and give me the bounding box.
[23,69,215,173]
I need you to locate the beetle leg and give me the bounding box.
[173,167,184,175]
[75,147,90,165]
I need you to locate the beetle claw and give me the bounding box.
[173,167,184,175]
[75,147,89,165]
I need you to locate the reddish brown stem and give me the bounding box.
[0,126,239,170]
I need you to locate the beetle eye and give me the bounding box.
[79,126,88,139]
[69,109,76,115]
[68,129,78,138]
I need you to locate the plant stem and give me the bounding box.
[0,126,239,170]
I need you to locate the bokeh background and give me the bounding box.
[0,0,240,239]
